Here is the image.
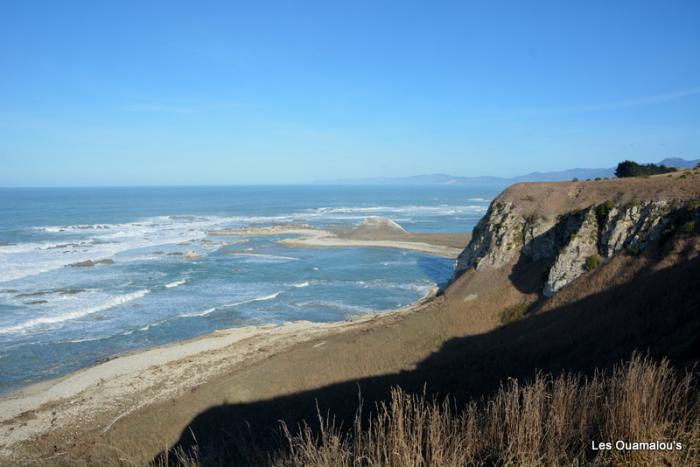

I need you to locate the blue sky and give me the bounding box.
[1,1,699,186]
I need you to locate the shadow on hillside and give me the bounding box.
[155,254,700,465]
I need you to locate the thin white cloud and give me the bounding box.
[122,103,194,115]
[557,86,700,112]
[497,86,700,116]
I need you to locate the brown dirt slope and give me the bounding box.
[497,169,699,219]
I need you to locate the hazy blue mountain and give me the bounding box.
[320,158,697,185]
[320,174,508,186]
[658,157,700,168]
[510,167,615,182]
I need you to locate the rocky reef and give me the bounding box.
[456,194,699,297]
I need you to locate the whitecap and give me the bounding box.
[291,281,310,288]
[223,291,282,308]
[65,335,112,344]
[178,307,217,318]
[2,215,239,284]
[0,289,150,335]
[298,204,487,218]
[164,279,187,289]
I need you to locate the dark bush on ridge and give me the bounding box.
[615,160,676,178]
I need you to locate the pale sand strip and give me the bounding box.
[280,231,463,257]
[209,225,464,258]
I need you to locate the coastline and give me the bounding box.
[0,219,466,461]
[0,283,440,461]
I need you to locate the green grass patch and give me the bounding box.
[500,303,531,324]
[585,255,601,271]
[594,200,615,226]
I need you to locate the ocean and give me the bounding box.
[0,185,499,394]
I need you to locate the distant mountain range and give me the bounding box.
[658,157,700,169]
[321,158,699,185]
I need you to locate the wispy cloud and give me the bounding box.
[500,86,700,116]
[121,103,195,115]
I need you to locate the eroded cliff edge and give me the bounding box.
[455,173,700,297]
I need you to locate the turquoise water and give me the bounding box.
[0,185,498,393]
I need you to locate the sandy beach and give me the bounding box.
[210,217,470,258]
[0,219,462,463]
[0,288,438,463]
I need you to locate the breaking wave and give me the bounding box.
[164,279,187,289]
[0,289,150,335]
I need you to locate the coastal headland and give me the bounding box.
[1,170,699,465]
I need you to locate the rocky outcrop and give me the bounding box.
[68,258,114,267]
[455,202,523,272]
[456,195,694,297]
[543,208,598,296]
[598,201,671,257]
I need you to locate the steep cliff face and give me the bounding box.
[455,202,521,271]
[455,178,700,297]
[543,208,599,296]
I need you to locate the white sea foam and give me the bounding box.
[224,291,282,308]
[178,307,217,318]
[229,253,299,263]
[165,279,187,289]
[0,289,150,335]
[66,335,112,344]
[1,216,235,284]
[300,204,486,218]
[2,202,487,285]
[291,281,310,288]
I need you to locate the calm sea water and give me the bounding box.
[0,185,499,394]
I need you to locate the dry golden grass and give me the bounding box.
[268,355,699,467]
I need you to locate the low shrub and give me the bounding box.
[594,200,614,226]
[500,303,530,324]
[682,221,696,234]
[585,255,600,271]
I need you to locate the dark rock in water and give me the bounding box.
[58,288,84,295]
[16,288,84,298]
[68,258,114,267]
[16,290,51,298]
